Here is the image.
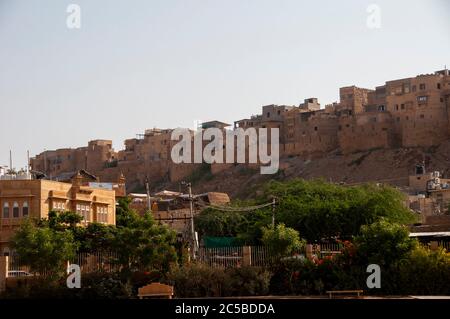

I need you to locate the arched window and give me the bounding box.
[3,202,9,218]
[13,202,19,218]
[22,202,29,217]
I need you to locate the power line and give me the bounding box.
[197,200,275,212]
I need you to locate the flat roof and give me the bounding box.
[409,231,450,237]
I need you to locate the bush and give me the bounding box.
[223,267,272,297]
[77,272,132,299]
[261,223,305,258]
[396,247,450,295]
[167,264,272,297]
[168,263,226,297]
[0,273,132,299]
[354,220,418,267]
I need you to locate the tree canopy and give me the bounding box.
[11,218,77,278]
[11,197,178,279]
[195,179,417,242]
[354,219,418,267]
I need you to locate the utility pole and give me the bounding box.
[182,181,196,260]
[188,182,197,260]
[145,176,151,212]
[271,197,276,228]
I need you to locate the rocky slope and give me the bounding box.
[161,140,450,199]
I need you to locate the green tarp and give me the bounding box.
[203,236,239,248]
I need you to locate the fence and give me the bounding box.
[197,246,244,268]
[6,251,120,277]
[72,251,120,274]
[438,241,450,251]
[197,246,308,268]
[5,241,449,275]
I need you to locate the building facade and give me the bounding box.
[0,174,116,255]
[30,69,450,188]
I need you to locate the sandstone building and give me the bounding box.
[0,173,116,254]
[30,69,450,189]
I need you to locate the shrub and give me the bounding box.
[223,267,272,297]
[354,220,418,267]
[167,264,272,297]
[167,263,226,297]
[0,273,132,299]
[261,224,305,258]
[396,247,450,295]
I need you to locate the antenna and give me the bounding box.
[27,150,30,174]
[9,150,13,174]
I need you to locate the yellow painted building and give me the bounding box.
[0,173,116,255]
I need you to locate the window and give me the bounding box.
[441,98,444,103]
[401,104,405,110]
[13,202,19,218]
[417,96,428,103]
[314,126,318,131]
[412,85,416,92]
[76,203,90,224]
[420,114,425,119]
[53,201,65,211]
[395,104,399,110]
[267,112,270,118]
[419,83,426,90]
[97,206,108,224]
[22,202,29,217]
[277,110,281,115]
[404,85,410,93]
[437,83,441,89]
[3,203,9,218]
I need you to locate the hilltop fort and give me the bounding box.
[30,69,450,191]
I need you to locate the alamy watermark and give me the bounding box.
[66,4,81,29]
[170,127,280,174]
[366,4,381,29]
[66,263,81,288]
[366,264,381,289]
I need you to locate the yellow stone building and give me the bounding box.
[0,173,116,255]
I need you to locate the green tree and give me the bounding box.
[48,210,83,230]
[265,179,417,241]
[261,223,305,257]
[116,197,137,227]
[76,222,116,252]
[114,212,177,275]
[354,219,418,267]
[195,207,272,245]
[11,219,78,278]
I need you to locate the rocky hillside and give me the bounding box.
[160,140,450,199]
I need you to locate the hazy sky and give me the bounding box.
[1,0,449,169]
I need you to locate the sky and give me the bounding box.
[0,0,449,169]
